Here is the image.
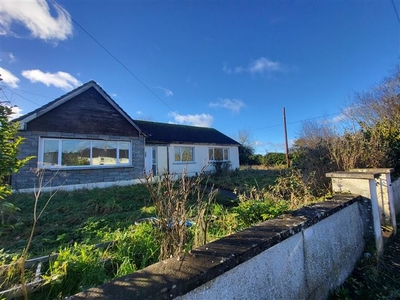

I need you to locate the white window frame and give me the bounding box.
[209,147,230,162]
[38,138,132,169]
[174,146,195,163]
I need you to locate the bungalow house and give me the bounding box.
[11,81,240,192]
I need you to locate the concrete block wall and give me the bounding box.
[71,195,368,300]
[12,131,145,191]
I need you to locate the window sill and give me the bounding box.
[38,164,133,171]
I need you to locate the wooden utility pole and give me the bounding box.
[282,107,290,168]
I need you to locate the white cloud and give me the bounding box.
[209,98,246,113]
[331,114,346,123]
[328,108,354,123]
[224,57,284,75]
[9,52,16,63]
[9,106,23,120]
[0,67,19,88]
[156,86,173,97]
[222,63,232,74]
[248,57,282,74]
[22,69,81,90]
[169,112,213,127]
[0,0,73,42]
[255,139,294,154]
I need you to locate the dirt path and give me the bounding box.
[380,229,400,283]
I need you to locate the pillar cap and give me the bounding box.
[349,168,394,174]
[326,171,380,180]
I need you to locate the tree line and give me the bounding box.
[239,69,400,194]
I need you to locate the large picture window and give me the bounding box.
[40,138,131,168]
[209,147,229,161]
[174,146,194,162]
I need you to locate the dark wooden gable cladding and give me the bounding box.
[27,87,139,137]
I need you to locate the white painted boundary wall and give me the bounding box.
[71,172,400,300]
[393,178,400,216]
[71,196,368,300]
[177,202,365,300]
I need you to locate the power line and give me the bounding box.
[50,0,175,113]
[392,0,400,68]
[1,86,42,106]
[253,112,341,131]
[3,86,53,100]
[391,0,400,25]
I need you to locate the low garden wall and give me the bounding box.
[70,194,371,300]
[393,178,400,216]
[69,169,400,300]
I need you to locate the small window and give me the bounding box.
[92,141,117,166]
[43,139,59,166]
[119,142,130,164]
[174,146,194,162]
[209,147,229,161]
[62,140,90,166]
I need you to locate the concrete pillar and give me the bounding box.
[349,168,396,234]
[326,171,383,255]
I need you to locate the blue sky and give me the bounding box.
[0,0,398,154]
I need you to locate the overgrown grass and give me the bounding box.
[1,184,152,256]
[206,168,280,192]
[0,168,320,299]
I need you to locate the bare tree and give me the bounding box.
[292,68,400,193]
[237,128,255,148]
[342,69,400,170]
[237,128,256,165]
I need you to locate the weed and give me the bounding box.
[268,168,320,208]
[143,168,217,260]
[233,186,289,229]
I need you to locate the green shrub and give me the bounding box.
[233,199,288,229]
[233,186,289,229]
[263,152,287,167]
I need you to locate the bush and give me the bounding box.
[211,161,232,175]
[269,168,321,207]
[263,152,287,167]
[233,186,289,229]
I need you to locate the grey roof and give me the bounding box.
[133,120,240,146]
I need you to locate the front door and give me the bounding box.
[145,146,157,175]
